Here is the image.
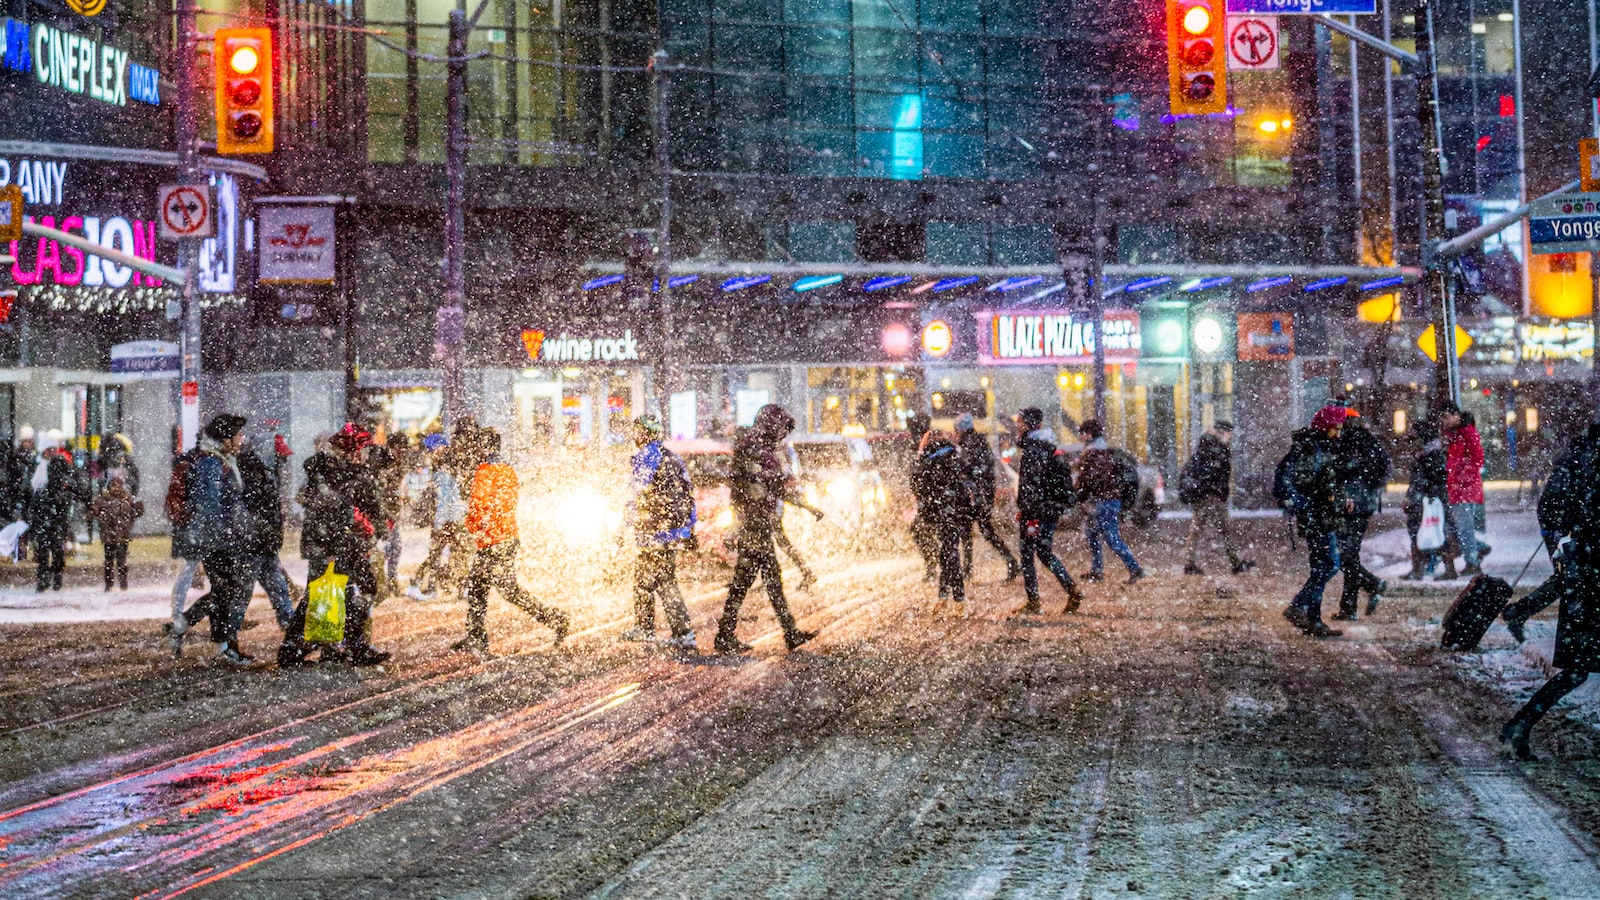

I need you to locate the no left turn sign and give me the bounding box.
[158,184,216,240]
[1227,16,1280,71]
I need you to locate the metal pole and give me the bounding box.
[1513,0,1531,315]
[1383,0,1399,265]
[1350,15,1364,263]
[1414,1,1458,408]
[1590,0,1598,137]
[1090,87,1108,426]
[653,49,677,411]
[439,9,469,429]
[175,0,201,450]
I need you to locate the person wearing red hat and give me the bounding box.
[1279,406,1349,638]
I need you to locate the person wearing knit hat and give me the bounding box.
[622,415,697,649]
[1279,406,1350,638]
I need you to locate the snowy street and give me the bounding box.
[2,517,1599,897]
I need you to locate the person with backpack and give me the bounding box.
[277,424,395,667]
[954,413,1021,582]
[1179,421,1253,576]
[88,476,142,590]
[1010,407,1084,616]
[911,428,975,610]
[621,416,698,650]
[1402,420,1449,580]
[1499,422,1600,760]
[1280,406,1349,638]
[453,428,570,654]
[1074,420,1144,586]
[713,404,818,654]
[1331,411,1390,620]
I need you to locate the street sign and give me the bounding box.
[109,341,181,380]
[1582,138,1600,192]
[1417,324,1473,362]
[1225,1,1375,13]
[0,184,20,244]
[1528,193,1600,255]
[258,206,336,283]
[157,183,215,240]
[1226,15,1279,70]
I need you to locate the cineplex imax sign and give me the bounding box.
[1,17,162,107]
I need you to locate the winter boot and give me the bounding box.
[1500,719,1537,761]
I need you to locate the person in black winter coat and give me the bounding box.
[1180,422,1252,576]
[1501,423,1600,644]
[905,412,939,580]
[278,425,392,667]
[954,414,1020,581]
[1332,414,1390,620]
[1403,420,1449,579]
[1500,423,1600,760]
[29,438,89,592]
[912,430,975,607]
[1282,407,1348,638]
[1010,407,1083,616]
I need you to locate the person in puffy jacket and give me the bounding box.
[1403,420,1448,580]
[277,424,393,667]
[1074,420,1144,585]
[1281,407,1347,638]
[1441,402,1486,575]
[88,476,142,590]
[622,416,696,650]
[1332,412,1389,620]
[955,414,1020,581]
[1011,407,1083,616]
[175,415,256,664]
[714,404,817,654]
[28,431,88,592]
[454,429,569,653]
[912,429,974,608]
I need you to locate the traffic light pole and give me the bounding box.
[439,8,469,431]
[1412,1,1460,409]
[174,0,202,450]
[652,48,679,410]
[1089,88,1108,427]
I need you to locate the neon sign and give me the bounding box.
[1,18,161,106]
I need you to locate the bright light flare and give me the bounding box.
[825,478,856,500]
[713,508,735,529]
[552,487,620,543]
[229,45,260,75]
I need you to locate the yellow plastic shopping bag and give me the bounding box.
[304,561,348,644]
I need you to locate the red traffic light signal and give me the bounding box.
[1167,0,1227,115]
[214,28,274,155]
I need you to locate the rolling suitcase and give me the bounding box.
[1441,574,1514,651]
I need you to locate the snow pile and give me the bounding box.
[1414,616,1600,731]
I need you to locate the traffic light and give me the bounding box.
[214,28,274,154]
[1167,0,1227,116]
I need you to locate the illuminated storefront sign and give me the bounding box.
[976,309,1140,365]
[1520,321,1593,363]
[1,18,161,106]
[521,328,641,364]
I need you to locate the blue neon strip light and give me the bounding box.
[1124,276,1173,292]
[931,276,981,293]
[1246,276,1294,293]
[720,275,772,292]
[1360,276,1406,291]
[986,276,1045,293]
[1304,276,1349,292]
[793,274,844,292]
[863,276,913,292]
[1183,276,1234,292]
[582,274,625,290]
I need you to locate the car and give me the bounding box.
[785,435,889,528]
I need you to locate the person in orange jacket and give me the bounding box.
[455,429,569,652]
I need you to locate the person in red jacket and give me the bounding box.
[1441,403,1486,577]
[455,429,569,653]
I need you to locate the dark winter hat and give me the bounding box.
[330,422,374,453]
[1078,419,1104,440]
[1016,407,1045,431]
[907,412,932,438]
[204,414,247,441]
[1214,420,1234,432]
[753,404,795,439]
